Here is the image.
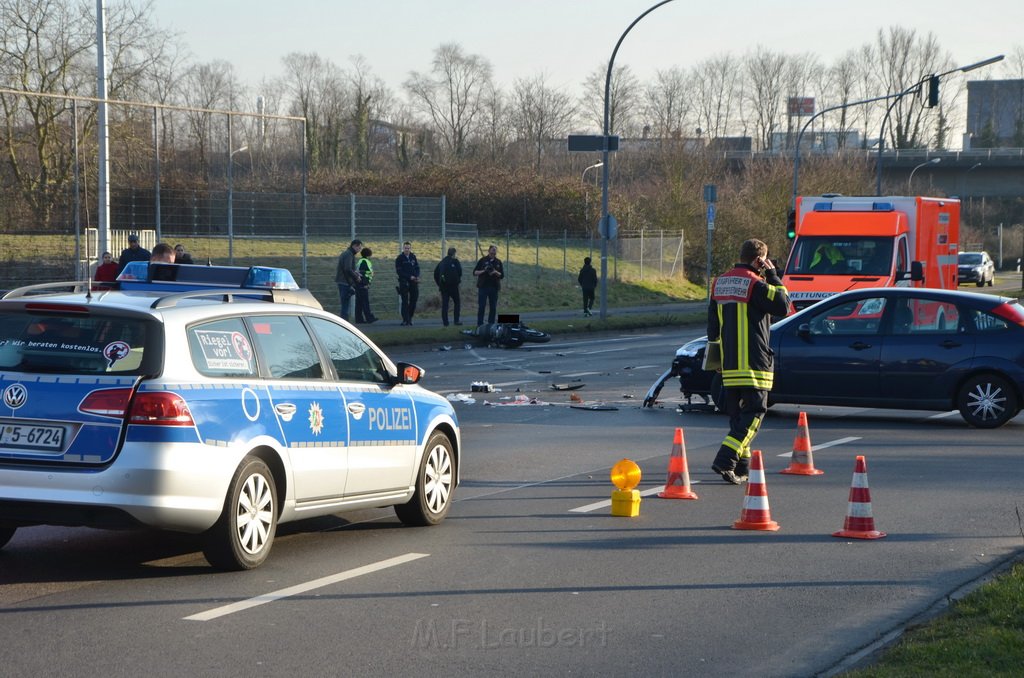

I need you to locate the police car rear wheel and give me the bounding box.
[0,526,15,549]
[957,373,1018,429]
[203,456,278,570]
[395,432,455,526]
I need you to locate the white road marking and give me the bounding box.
[569,484,698,513]
[493,380,535,387]
[183,552,429,621]
[583,347,630,355]
[776,436,862,457]
[562,371,601,378]
[928,410,959,419]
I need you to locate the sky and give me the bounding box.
[153,0,1022,99]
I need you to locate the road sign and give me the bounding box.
[599,214,618,239]
[568,135,620,152]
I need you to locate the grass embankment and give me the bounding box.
[845,560,1024,676]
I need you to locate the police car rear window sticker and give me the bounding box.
[194,330,254,371]
[102,341,131,367]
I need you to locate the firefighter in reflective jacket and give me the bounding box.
[707,238,792,485]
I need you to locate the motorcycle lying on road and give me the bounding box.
[460,322,551,349]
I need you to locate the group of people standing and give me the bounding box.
[94,235,195,283]
[334,241,511,327]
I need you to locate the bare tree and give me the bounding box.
[642,66,693,141]
[0,0,176,227]
[405,43,493,160]
[510,73,577,173]
[692,54,740,140]
[782,53,823,149]
[580,63,641,136]
[278,52,350,171]
[822,50,862,149]
[870,26,954,149]
[478,83,510,163]
[346,55,394,171]
[181,60,246,178]
[744,47,787,151]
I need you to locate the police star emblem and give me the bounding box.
[308,402,324,436]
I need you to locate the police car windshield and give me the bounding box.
[0,312,154,375]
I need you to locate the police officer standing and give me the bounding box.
[473,245,504,326]
[434,247,462,326]
[395,241,420,325]
[708,239,791,485]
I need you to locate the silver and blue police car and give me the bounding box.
[0,262,460,569]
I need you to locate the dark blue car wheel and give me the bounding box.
[957,373,1019,428]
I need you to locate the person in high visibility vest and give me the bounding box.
[810,242,845,272]
[708,239,792,485]
[355,247,377,324]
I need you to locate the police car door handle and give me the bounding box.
[939,340,962,349]
[275,403,297,421]
[848,341,872,350]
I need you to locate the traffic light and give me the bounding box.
[926,74,940,108]
[786,210,796,240]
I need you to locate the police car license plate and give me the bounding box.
[0,424,65,451]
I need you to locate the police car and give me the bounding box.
[0,262,460,569]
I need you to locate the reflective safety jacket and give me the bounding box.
[708,264,791,390]
[358,257,373,285]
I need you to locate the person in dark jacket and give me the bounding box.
[433,247,462,326]
[173,244,195,264]
[395,241,421,325]
[334,239,363,321]
[577,257,598,316]
[473,245,504,326]
[707,238,791,485]
[117,233,150,273]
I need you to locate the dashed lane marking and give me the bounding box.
[569,484,699,513]
[776,436,862,457]
[183,553,429,621]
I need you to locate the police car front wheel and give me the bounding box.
[395,432,455,526]
[203,456,279,570]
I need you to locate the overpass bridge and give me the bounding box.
[724,148,1024,198]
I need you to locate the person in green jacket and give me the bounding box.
[355,247,377,324]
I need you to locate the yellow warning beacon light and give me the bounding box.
[610,459,642,517]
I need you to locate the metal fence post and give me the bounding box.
[398,194,404,252]
[350,193,356,242]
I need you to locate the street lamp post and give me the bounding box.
[876,54,1003,196]
[908,157,941,191]
[582,161,603,233]
[227,143,248,265]
[598,0,677,320]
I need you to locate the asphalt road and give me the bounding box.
[1,327,1023,677]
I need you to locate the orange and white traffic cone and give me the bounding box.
[658,427,698,500]
[732,450,779,531]
[780,411,824,476]
[832,455,886,540]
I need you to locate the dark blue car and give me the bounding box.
[644,287,1024,428]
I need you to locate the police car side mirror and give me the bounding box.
[394,362,424,385]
